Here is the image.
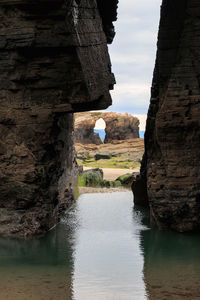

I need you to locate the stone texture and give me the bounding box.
[136,0,200,232]
[75,111,139,144]
[0,0,117,237]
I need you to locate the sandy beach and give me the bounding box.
[78,186,129,195]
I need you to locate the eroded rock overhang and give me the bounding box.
[0,0,118,237]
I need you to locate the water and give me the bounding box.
[94,129,106,140]
[0,192,200,299]
[139,131,145,138]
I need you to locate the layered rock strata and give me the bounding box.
[136,0,200,232]
[75,111,139,144]
[0,0,117,237]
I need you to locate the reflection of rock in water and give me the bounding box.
[135,205,200,299]
[0,209,77,299]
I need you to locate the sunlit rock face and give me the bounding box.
[139,0,200,232]
[75,111,139,144]
[0,0,117,237]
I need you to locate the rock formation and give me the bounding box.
[0,0,118,237]
[134,0,200,232]
[75,111,139,144]
[104,112,139,143]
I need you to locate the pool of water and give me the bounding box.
[0,192,200,299]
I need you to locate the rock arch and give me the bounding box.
[0,0,200,236]
[74,112,140,145]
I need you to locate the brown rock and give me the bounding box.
[74,111,139,144]
[0,0,117,237]
[135,0,200,232]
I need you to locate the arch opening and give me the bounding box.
[94,118,106,143]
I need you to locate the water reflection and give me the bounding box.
[134,206,200,299]
[0,192,200,299]
[0,219,75,300]
[71,192,146,300]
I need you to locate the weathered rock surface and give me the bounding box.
[136,0,200,232]
[75,111,139,144]
[0,0,117,237]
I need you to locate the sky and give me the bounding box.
[105,0,162,126]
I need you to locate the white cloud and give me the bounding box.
[133,114,147,131]
[111,53,152,65]
[108,0,162,114]
[110,82,150,114]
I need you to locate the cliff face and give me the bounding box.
[75,111,139,144]
[138,0,200,232]
[0,0,117,237]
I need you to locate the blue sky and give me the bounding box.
[107,0,162,116]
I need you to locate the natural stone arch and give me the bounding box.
[74,112,140,145]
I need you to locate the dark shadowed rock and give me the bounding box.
[0,0,117,237]
[135,0,200,232]
[132,174,148,207]
[94,153,111,160]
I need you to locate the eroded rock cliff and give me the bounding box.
[75,111,139,144]
[0,0,117,237]
[135,0,200,232]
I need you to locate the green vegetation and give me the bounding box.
[116,173,136,187]
[78,172,111,188]
[78,173,123,188]
[74,186,80,200]
[78,171,103,187]
[77,156,140,169]
[90,112,102,117]
[77,169,136,189]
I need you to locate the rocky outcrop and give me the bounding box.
[135,0,200,232]
[104,112,139,143]
[0,0,117,237]
[75,111,139,144]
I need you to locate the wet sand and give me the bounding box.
[0,267,72,300]
[79,186,129,195]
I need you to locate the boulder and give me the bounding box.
[79,168,104,187]
[94,153,111,160]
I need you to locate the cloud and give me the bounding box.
[108,0,162,115]
[111,53,152,65]
[110,82,151,114]
[133,114,147,131]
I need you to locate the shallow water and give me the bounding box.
[0,192,200,299]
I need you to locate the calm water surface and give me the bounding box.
[0,191,200,299]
